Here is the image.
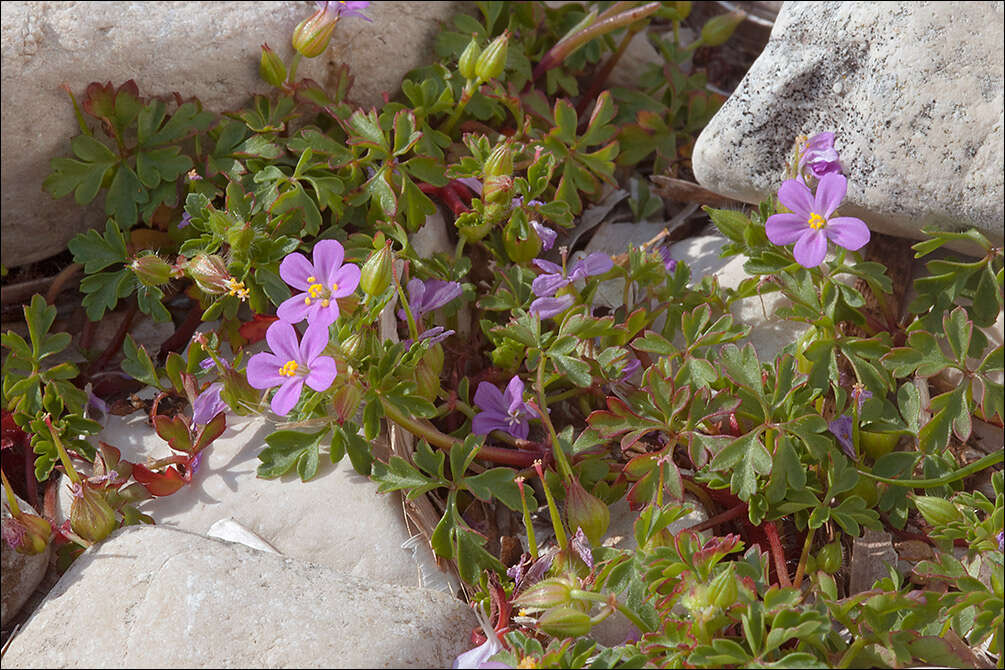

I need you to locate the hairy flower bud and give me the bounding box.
[292,5,339,58]
[538,606,592,638]
[259,43,287,87]
[339,332,365,361]
[130,254,173,287]
[360,243,393,297]
[330,382,363,423]
[458,34,482,81]
[186,254,231,295]
[564,477,609,546]
[912,495,965,527]
[514,578,573,609]
[483,143,513,180]
[70,483,118,544]
[475,31,509,81]
[700,9,746,47]
[818,541,842,574]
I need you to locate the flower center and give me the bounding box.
[225,278,249,300]
[303,276,339,308]
[279,360,299,377]
[507,408,523,427]
[808,212,827,230]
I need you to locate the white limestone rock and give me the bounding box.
[1,524,475,668]
[0,1,459,267]
[1,492,50,626]
[56,412,446,590]
[691,2,1005,252]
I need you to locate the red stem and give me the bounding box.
[763,521,792,588]
[689,502,747,534]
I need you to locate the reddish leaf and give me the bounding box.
[153,414,193,453]
[238,314,279,344]
[132,463,186,497]
[193,412,226,452]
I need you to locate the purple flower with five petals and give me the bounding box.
[246,321,337,416]
[472,377,539,440]
[765,173,870,268]
[277,240,361,328]
[398,278,462,321]
[531,253,613,297]
[828,415,855,460]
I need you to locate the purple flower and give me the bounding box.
[531,253,613,297]
[998,531,1003,552]
[657,246,678,273]
[398,278,462,321]
[452,608,510,669]
[529,294,574,319]
[317,0,373,22]
[277,240,361,328]
[851,384,872,411]
[246,321,337,416]
[472,377,538,440]
[765,173,870,268]
[799,132,842,180]
[619,356,642,381]
[418,326,455,345]
[191,382,227,427]
[829,415,855,460]
[178,212,192,229]
[531,221,557,251]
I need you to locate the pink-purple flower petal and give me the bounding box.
[530,295,575,318]
[266,321,301,363]
[776,179,814,216]
[825,216,871,250]
[279,253,315,290]
[271,379,306,416]
[814,173,847,218]
[792,229,828,268]
[474,380,506,412]
[277,293,315,325]
[330,264,361,297]
[765,213,810,245]
[246,352,285,389]
[313,240,346,284]
[305,356,337,392]
[299,322,330,363]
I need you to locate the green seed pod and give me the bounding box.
[70,484,118,544]
[818,541,843,574]
[186,254,231,295]
[360,243,393,297]
[700,10,746,48]
[912,495,965,527]
[458,34,481,81]
[130,254,173,287]
[474,31,509,82]
[564,477,610,546]
[259,43,287,87]
[538,605,592,638]
[503,209,541,264]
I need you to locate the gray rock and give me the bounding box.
[849,528,899,593]
[1,524,475,668]
[1,1,459,268]
[56,413,446,590]
[692,2,1005,252]
[1,493,50,626]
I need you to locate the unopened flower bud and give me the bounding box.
[700,10,746,47]
[483,143,513,180]
[259,43,287,87]
[186,254,231,295]
[2,512,52,555]
[360,243,393,297]
[707,565,738,609]
[672,1,692,20]
[456,210,493,243]
[331,382,363,423]
[458,34,481,81]
[538,605,592,638]
[340,332,365,361]
[514,578,573,609]
[130,254,173,287]
[818,541,842,574]
[504,212,542,263]
[564,477,609,546]
[475,31,509,82]
[69,483,118,544]
[912,495,965,527]
[292,4,339,58]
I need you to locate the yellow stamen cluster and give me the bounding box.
[302,275,339,309]
[225,278,250,300]
[808,212,827,230]
[278,360,299,377]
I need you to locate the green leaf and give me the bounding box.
[709,431,771,501]
[942,306,972,362]
[464,468,524,511]
[719,343,762,391]
[257,429,327,479]
[105,164,147,229]
[552,353,592,387]
[121,334,161,388]
[68,220,129,273]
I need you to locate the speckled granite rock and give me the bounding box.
[0,1,459,268]
[1,493,50,626]
[692,2,1004,251]
[1,525,475,668]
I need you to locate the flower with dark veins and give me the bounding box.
[399,278,463,321]
[531,252,613,297]
[472,376,539,440]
